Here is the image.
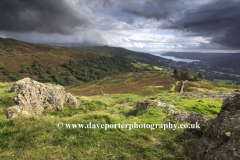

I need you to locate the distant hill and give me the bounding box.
[76,46,172,66]
[2,38,239,85]
[0,38,159,84]
[162,52,240,84]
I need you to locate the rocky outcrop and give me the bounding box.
[194,94,240,160]
[5,78,79,118]
[136,99,208,126]
[178,91,239,100]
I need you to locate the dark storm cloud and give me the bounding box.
[120,0,183,20]
[1,0,240,50]
[118,0,240,49]
[0,0,92,35]
[164,0,240,48]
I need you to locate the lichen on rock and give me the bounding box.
[194,94,240,160]
[5,78,79,118]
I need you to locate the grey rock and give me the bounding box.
[178,91,239,100]
[5,78,79,118]
[5,105,21,118]
[136,99,208,133]
[65,93,79,108]
[122,106,129,110]
[187,112,208,124]
[136,99,158,110]
[194,94,240,160]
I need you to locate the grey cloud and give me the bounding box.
[0,0,93,35]
[120,0,184,21]
[212,27,240,49]
[84,0,114,8]
[1,0,240,50]
[118,0,240,49]
[168,0,240,48]
[0,28,109,46]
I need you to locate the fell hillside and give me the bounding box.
[0,38,158,85]
[76,46,172,66]
[65,71,181,96]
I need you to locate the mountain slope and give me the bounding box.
[77,46,172,66]
[0,38,152,84]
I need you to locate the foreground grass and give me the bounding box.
[0,90,198,159]
[0,92,219,159]
[0,109,197,160]
[0,79,235,159]
[151,92,223,119]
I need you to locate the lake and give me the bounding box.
[151,53,201,62]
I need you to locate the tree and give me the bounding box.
[173,69,181,79]
[1,68,10,75]
[198,72,204,80]
[193,73,198,81]
[184,69,191,80]
[180,70,186,80]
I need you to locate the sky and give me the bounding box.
[0,0,240,53]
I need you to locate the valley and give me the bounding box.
[162,52,240,84]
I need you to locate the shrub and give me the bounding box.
[19,69,27,73]
[8,75,20,81]
[46,70,52,75]
[50,74,59,84]
[1,69,10,75]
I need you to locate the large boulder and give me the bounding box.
[6,78,79,118]
[194,94,240,160]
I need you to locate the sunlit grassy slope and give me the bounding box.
[64,71,181,96]
[1,72,240,159]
